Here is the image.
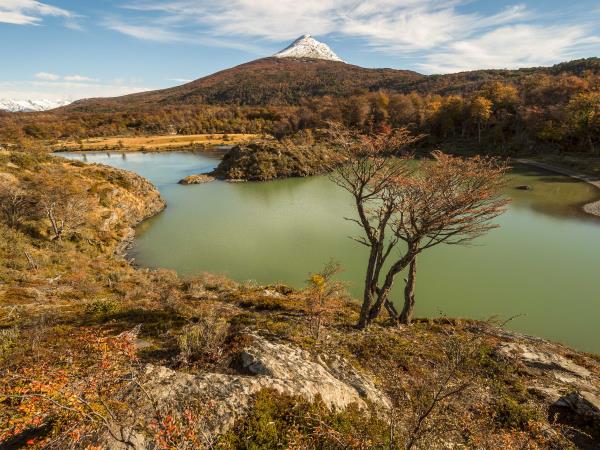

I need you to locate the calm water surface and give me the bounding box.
[62,151,600,353]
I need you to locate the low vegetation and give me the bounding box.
[53,133,261,152]
[211,131,341,181]
[0,147,598,448]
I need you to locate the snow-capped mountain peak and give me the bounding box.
[0,99,72,113]
[273,34,345,63]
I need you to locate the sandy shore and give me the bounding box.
[515,158,600,218]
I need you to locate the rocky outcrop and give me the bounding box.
[82,163,166,257]
[108,334,388,448]
[497,341,600,430]
[210,141,339,181]
[555,391,600,422]
[497,342,592,381]
[178,173,216,185]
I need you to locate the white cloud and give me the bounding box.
[169,78,193,83]
[122,0,334,41]
[64,74,98,82]
[104,15,269,53]
[34,72,98,82]
[0,0,71,25]
[104,19,185,42]
[121,0,529,47]
[110,1,600,72]
[35,71,60,81]
[420,25,600,73]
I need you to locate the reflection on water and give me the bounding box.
[508,166,600,222]
[60,151,600,353]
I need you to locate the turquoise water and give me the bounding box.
[62,151,600,353]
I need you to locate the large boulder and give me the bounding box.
[107,334,389,448]
[497,342,591,381]
[554,391,600,422]
[496,341,600,438]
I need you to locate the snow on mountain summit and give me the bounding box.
[0,99,72,112]
[273,34,345,63]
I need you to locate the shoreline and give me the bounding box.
[515,158,600,218]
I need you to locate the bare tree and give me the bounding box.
[35,178,88,241]
[0,181,31,229]
[328,123,509,328]
[387,151,509,325]
[390,325,481,449]
[327,123,420,328]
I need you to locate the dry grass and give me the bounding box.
[53,133,261,152]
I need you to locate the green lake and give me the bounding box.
[62,151,600,353]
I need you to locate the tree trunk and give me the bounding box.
[367,246,417,323]
[358,291,373,329]
[477,121,482,144]
[357,247,379,329]
[399,258,417,325]
[47,205,62,240]
[384,299,399,321]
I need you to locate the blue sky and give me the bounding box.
[1,0,599,101]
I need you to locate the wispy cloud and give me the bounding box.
[120,0,530,46]
[34,72,98,82]
[64,74,98,82]
[420,24,600,73]
[106,1,599,71]
[0,0,72,25]
[103,14,269,53]
[169,78,193,83]
[104,19,185,42]
[35,71,60,81]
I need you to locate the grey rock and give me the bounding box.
[106,334,389,449]
[497,343,591,379]
[554,391,600,422]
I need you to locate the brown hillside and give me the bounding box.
[61,57,600,112]
[62,57,424,111]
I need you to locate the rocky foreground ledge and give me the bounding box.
[100,322,600,449]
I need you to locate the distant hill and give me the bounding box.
[62,57,424,112]
[60,57,599,113]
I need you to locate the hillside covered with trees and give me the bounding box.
[0,57,598,155]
